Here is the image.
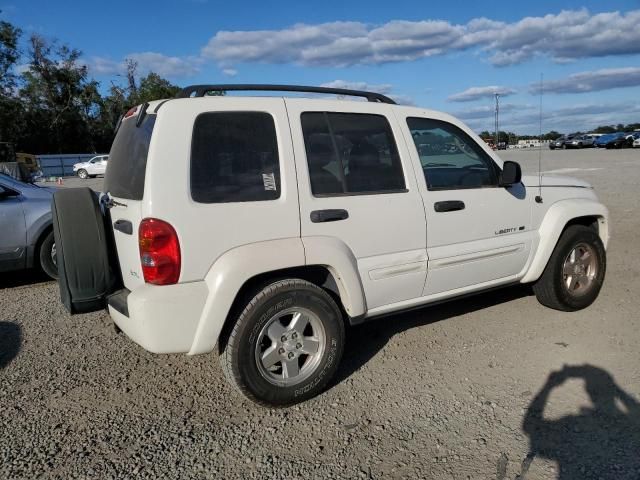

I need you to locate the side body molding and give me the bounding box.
[520,198,609,284]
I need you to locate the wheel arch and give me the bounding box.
[187,237,366,356]
[521,199,609,283]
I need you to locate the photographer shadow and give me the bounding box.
[521,364,640,479]
[0,322,21,369]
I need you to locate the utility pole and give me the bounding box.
[494,93,500,148]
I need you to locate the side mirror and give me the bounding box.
[499,161,522,187]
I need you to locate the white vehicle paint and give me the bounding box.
[102,91,609,359]
[72,155,108,178]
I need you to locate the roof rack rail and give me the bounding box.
[176,84,397,104]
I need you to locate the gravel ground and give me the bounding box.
[1,148,639,479]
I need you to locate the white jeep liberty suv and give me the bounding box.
[52,85,609,406]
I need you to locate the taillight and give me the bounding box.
[138,218,181,285]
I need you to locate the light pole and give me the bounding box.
[494,93,500,148]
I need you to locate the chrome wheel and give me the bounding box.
[51,243,57,267]
[78,169,88,179]
[562,243,598,295]
[255,307,326,387]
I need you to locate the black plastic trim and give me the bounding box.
[107,289,130,318]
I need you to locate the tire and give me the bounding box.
[38,230,58,280]
[533,225,606,311]
[77,169,88,179]
[52,188,120,314]
[220,279,345,407]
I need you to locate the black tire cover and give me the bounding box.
[52,188,119,314]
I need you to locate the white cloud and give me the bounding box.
[200,9,640,67]
[532,67,640,94]
[448,86,516,102]
[451,103,530,120]
[222,68,238,76]
[319,80,414,105]
[89,52,200,77]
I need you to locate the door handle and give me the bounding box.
[310,209,349,223]
[113,219,133,235]
[434,200,465,212]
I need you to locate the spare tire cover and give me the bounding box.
[52,188,119,314]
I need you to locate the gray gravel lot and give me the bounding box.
[1,148,639,479]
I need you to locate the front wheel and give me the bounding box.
[533,225,606,311]
[220,279,345,406]
[77,169,88,179]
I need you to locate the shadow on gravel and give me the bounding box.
[0,322,22,369]
[0,269,52,289]
[516,365,640,480]
[335,284,532,385]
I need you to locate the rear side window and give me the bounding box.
[191,112,280,203]
[301,112,405,196]
[105,114,156,200]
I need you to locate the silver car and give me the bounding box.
[0,174,57,279]
[566,135,595,149]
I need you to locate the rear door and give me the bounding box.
[286,99,427,310]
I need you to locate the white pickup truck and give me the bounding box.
[52,85,609,406]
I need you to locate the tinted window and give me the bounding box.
[407,118,499,190]
[301,112,405,196]
[191,112,280,203]
[105,114,156,200]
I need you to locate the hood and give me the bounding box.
[522,174,592,189]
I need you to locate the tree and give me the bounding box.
[0,18,23,144]
[19,34,103,153]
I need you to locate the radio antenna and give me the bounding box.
[535,73,544,204]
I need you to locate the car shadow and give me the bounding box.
[514,365,640,480]
[0,269,53,289]
[0,322,22,369]
[333,285,533,386]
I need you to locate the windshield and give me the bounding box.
[104,113,156,200]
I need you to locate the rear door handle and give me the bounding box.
[434,200,465,212]
[310,209,349,223]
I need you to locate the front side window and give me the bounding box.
[191,112,280,203]
[301,112,405,196]
[407,117,499,190]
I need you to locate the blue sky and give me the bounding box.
[4,0,640,134]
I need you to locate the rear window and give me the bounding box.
[190,112,280,203]
[104,114,156,200]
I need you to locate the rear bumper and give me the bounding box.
[107,281,208,354]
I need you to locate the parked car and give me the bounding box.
[73,155,108,179]
[549,136,573,149]
[594,133,618,148]
[51,84,609,406]
[0,173,57,279]
[626,132,640,144]
[602,133,631,149]
[566,135,595,149]
[633,137,640,148]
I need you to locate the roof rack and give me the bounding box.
[176,84,397,104]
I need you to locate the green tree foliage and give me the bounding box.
[0,18,185,154]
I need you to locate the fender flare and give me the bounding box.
[187,236,366,355]
[521,198,609,283]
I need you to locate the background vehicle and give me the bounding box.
[549,135,573,149]
[0,173,57,279]
[72,155,108,179]
[602,133,631,149]
[566,135,595,149]
[51,84,609,407]
[633,137,640,148]
[594,134,618,148]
